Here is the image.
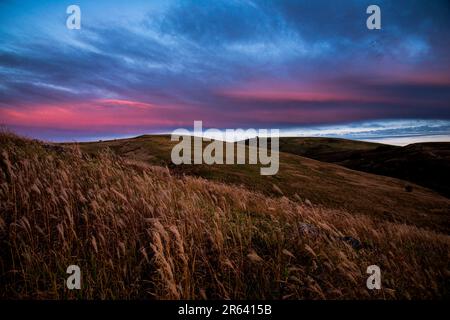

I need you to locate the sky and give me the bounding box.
[0,0,449,143]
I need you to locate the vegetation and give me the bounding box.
[1,132,449,299]
[76,135,450,233]
[278,137,450,198]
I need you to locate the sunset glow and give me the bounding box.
[0,0,449,142]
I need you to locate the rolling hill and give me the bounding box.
[278,137,450,198]
[73,135,450,234]
[1,132,449,299]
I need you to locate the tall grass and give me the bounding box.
[0,132,449,299]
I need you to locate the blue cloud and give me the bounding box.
[0,0,449,141]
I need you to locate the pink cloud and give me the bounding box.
[217,74,449,107]
[96,99,155,109]
[0,100,190,131]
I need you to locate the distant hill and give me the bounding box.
[278,137,450,198]
[72,135,450,233]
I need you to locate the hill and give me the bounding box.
[1,132,449,299]
[74,135,450,234]
[278,137,450,198]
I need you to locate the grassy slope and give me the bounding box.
[75,135,450,234]
[279,137,387,161]
[1,132,449,299]
[278,137,450,198]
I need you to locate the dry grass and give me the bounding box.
[0,132,449,299]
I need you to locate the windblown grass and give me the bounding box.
[0,133,449,299]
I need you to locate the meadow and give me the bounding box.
[0,132,449,299]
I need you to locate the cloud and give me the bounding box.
[280,119,450,143]
[0,0,449,141]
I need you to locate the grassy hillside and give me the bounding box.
[278,137,450,198]
[75,135,450,234]
[1,132,449,299]
[279,137,387,161]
